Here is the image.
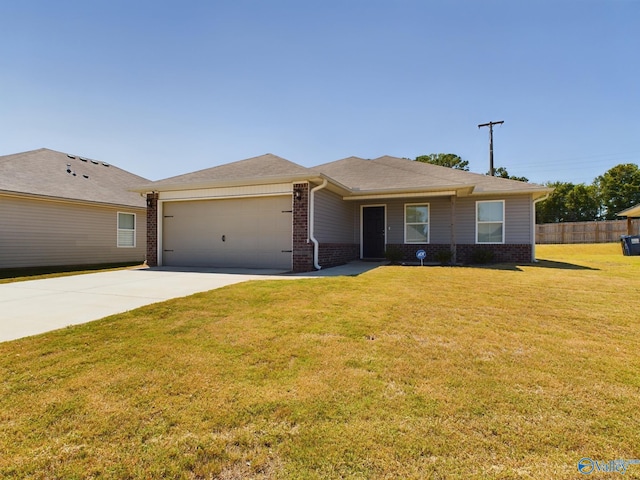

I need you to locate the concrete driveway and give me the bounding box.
[0,262,382,343]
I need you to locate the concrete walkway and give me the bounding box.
[0,261,383,342]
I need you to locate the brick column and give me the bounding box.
[146,192,159,267]
[292,183,314,272]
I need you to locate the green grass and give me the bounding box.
[0,262,145,284]
[1,244,640,479]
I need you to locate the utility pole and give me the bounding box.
[478,120,504,176]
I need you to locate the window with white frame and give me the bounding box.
[476,200,504,244]
[405,203,429,243]
[117,212,136,247]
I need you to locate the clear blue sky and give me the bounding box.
[1,0,638,185]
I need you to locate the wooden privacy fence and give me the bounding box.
[536,219,640,244]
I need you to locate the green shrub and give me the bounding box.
[471,248,495,264]
[435,249,454,265]
[384,246,404,264]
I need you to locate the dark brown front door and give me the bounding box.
[362,206,385,258]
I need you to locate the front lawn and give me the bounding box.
[1,244,639,479]
[0,262,145,284]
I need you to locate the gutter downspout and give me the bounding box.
[309,179,328,270]
[450,195,457,265]
[532,193,550,262]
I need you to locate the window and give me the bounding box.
[476,200,504,243]
[405,203,429,243]
[117,212,136,247]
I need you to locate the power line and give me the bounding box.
[515,151,640,168]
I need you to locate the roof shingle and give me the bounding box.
[136,153,551,198]
[314,156,549,196]
[135,153,315,191]
[0,148,148,208]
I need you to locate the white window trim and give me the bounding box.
[404,202,430,244]
[117,211,136,248]
[476,200,505,244]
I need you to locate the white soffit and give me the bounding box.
[344,190,458,201]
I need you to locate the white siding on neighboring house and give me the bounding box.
[0,195,146,269]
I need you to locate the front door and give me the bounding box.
[362,206,386,258]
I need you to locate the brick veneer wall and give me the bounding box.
[146,193,158,267]
[318,243,360,268]
[292,183,314,272]
[456,244,532,264]
[387,243,532,265]
[390,244,453,263]
[292,186,359,272]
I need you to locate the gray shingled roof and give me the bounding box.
[135,153,316,192]
[314,156,550,197]
[136,153,551,198]
[0,148,148,208]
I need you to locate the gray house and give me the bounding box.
[136,154,551,272]
[0,148,148,270]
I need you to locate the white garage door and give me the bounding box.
[162,195,293,269]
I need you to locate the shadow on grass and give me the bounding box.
[527,259,599,270]
[461,259,599,272]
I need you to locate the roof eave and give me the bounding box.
[617,204,640,217]
[0,189,146,210]
[343,185,472,200]
[131,173,325,193]
[467,187,554,199]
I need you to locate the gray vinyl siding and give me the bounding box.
[504,195,532,243]
[0,195,146,269]
[428,197,453,243]
[314,188,356,243]
[355,197,454,244]
[353,195,533,246]
[454,198,477,244]
[455,195,532,244]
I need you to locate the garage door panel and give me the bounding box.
[162,196,292,269]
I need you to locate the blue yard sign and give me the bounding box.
[416,249,426,266]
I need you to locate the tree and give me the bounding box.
[565,184,600,221]
[595,163,640,220]
[415,153,469,171]
[536,181,575,223]
[536,181,601,223]
[490,167,529,183]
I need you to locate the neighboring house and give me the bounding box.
[0,148,148,269]
[135,154,552,272]
[617,204,640,235]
